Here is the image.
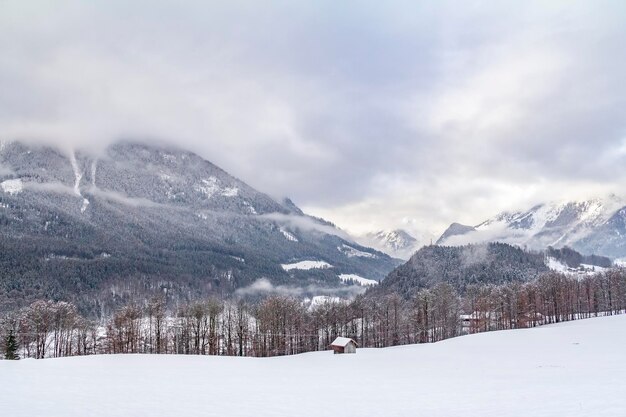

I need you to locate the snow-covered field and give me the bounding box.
[281,260,332,271]
[2,315,625,417]
[338,273,379,286]
[547,257,609,276]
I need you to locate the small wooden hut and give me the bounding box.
[330,337,358,354]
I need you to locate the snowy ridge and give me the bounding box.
[438,195,626,258]
[361,229,421,259]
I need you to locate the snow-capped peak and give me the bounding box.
[437,195,626,258]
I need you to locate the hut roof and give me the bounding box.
[330,337,357,347]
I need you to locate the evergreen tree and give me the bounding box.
[4,330,19,360]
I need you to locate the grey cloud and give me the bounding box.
[1,1,625,236]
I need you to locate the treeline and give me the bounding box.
[2,269,625,359]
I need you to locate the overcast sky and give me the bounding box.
[1,1,625,238]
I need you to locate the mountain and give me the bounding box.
[360,229,422,260]
[373,243,550,298]
[436,223,476,245]
[0,141,400,315]
[436,196,626,260]
[373,242,612,299]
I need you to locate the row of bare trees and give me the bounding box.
[3,269,625,359]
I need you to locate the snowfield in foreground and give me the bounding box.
[2,315,625,417]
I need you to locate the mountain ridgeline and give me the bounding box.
[0,141,400,315]
[436,197,626,259]
[360,229,420,260]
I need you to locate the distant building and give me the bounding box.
[330,337,358,354]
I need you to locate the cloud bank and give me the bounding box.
[1,1,625,237]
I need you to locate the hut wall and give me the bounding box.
[344,343,356,354]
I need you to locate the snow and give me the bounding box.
[305,295,343,309]
[279,227,299,242]
[1,178,23,195]
[196,177,220,198]
[196,177,239,199]
[91,160,97,187]
[338,273,379,286]
[446,196,626,250]
[330,336,355,347]
[243,201,257,214]
[69,150,83,197]
[338,244,377,259]
[547,257,570,273]
[616,259,626,267]
[579,263,607,273]
[80,198,90,213]
[1,315,625,417]
[281,260,332,271]
[161,152,177,163]
[221,186,239,197]
[547,257,609,276]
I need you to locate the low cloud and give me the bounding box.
[234,278,366,298]
[24,181,77,196]
[460,244,490,267]
[89,188,164,208]
[0,164,13,177]
[259,212,352,241]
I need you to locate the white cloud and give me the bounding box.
[234,278,366,298]
[1,1,625,238]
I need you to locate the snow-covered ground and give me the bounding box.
[338,273,379,286]
[281,260,332,271]
[1,178,23,195]
[547,257,609,276]
[305,295,343,309]
[279,227,298,242]
[1,315,625,417]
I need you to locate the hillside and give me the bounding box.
[375,242,549,298]
[0,141,400,314]
[1,315,624,417]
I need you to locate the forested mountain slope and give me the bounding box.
[0,141,400,315]
[374,243,550,298]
